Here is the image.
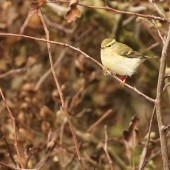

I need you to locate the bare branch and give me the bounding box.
[0,127,17,166]
[35,50,67,90]
[0,161,37,170]
[0,32,155,103]
[155,27,170,170]
[0,88,24,168]
[51,0,168,22]
[37,10,85,170]
[103,125,114,170]
[0,68,26,80]
[149,0,168,20]
[138,107,156,170]
[20,10,37,34]
[151,19,165,44]
[87,109,113,133]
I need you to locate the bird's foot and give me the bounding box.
[118,76,127,87]
[103,67,110,75]
[120,79,126,87]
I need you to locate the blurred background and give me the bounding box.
[0,0,170,169]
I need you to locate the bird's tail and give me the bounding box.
[145,55,158,59]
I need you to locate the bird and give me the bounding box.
[100,38,155,84]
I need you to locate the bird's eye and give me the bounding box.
[108,45,112,47]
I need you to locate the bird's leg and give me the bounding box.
[118,75,127,87]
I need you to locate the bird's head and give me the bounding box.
[101,38,117,56]
[101,38,116,50]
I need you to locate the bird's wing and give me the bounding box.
[122,50,146,59]
[116,42,146,59]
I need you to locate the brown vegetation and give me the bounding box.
[0,0,170,170]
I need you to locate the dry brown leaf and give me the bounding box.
[37,0,46,7]
[70,0,79,7]
[46,129,58,152]
[64,0,81,23]
[75,55,85,72]
[40,105,54,121]
[31,0,46,9]
[123,115,140,161]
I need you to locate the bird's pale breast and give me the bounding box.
[101,51,141,76]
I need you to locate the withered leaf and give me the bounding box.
[70,0,79,7]
[46,129,58,153]
[37,0,46,6]
[123,115,140,160]
[64,0,81,23]
[31,0,46,9]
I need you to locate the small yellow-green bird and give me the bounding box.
[100,38,153,83]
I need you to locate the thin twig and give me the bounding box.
[38,10,85,170]
[0,161,37,170]
[164,75,170,79]
[84,153,100,169]
[0,127,17,166]
[87,109,113,133]
[138,106,156,170]
[149,0,168,20]
[35,50,66,90]
[20,10,37,34]
[44,15,75,34]
[141,42,159,53]
[50,0,168,22]
[163,81,170,91]
[163,125,170,131]
[0,88,24,168]
[0,68,26,80]
[103,0,108,7]
[155,27,170,170]
[103,125,113,170]
[68,86,84,112]
[0,32,155,103]
[109,73,155,103]
[151,19,165,44]
[109,149,127,170]
[164,79,170,100]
